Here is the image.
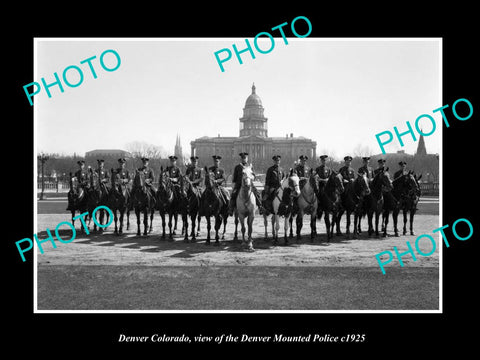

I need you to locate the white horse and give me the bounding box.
[289,169,320,242]
[233,165,257,251]
[263,170,301,245]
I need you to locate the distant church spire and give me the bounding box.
[416,132,427,156]
[174,134,183,164]
[252,82,256,94]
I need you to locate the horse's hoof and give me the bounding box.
[382,232,387,238]
[136,232,141,236]
[394,232,399,237]
[403,231,407,235]
[205,241,210,246]
[196,232,200,237]
[410,231,415,236]
[172,231,176,235]
[191,238,196,243]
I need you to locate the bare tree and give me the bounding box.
[125,141,168,159]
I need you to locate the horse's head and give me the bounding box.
[133,169,146,191]
[332,171,345,194]
[373,168,393,193]
[203,166,216,189]
[357,172,371,196]
[308,168,320,194]
[179,175,189,198]
[241,165,254,188]
[286,168,301,197]
[406,170,421,197]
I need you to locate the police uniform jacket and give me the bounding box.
[96,167,110,183]
[339,165,355,182]
[373,167,386,176]
[358,165,373,180]
[294,164,309,178]
[186,165,202,186]
[232,163,248,189]
[165,165,181,181]
[265,164,284,189]
[115,167,130,184]
[74,169,90,185]
[138,165,155,184]
[393,169,407,181]
[208,165,225,185]
[315,164,331,180]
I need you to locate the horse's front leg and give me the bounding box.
[263,214,269,241]
[214,215,221,245]
[296,212,303,241]
[119,209,125,235]
[183,212,189,242]
[345,211,351,238]
[283,216,289,245]
[409,209,416,235]
[148,208,154,233]
[233,214,239,242]
[190,213,197,242]
[173,213,178,235]
[196,215,201,237]
[113,209,119,235]
[375,210,381,237]
[205,216,211,245]
[246,214,254,251]
[403,209,408,235]
[289,214,294,238]
[336,210,343,236]
[143,208,148,236]
[310,211,317,242]
[168,212,174,240]
[135,208,141,236]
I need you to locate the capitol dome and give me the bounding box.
[245,83,262,107]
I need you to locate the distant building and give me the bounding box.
[190,84,317,176]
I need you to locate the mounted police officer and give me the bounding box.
[294,155,310,189]
[262,154,285,214]
[114,158,130,192]
[228,152,264,215]
[138,157,156,200]
[95,159,110,200]
[373,158,386,176]
[208,155,230,205]
[338,155,355,185]
[315,155,332,188]
[67,160,89,211]
[186,155,203,189]
[74,160,89,188]
[358,156,374,183]
[393,161,408,181]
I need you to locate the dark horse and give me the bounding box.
[382,171,421,236]
[107,168,131,235]
[85,167,109,232]
[67,172,89,233]
[336,173,371,239]
[177,175,202,243]
[131,169,155,236]
[156,167,177,240]
[316,171,344,241]
[363,169,393,237]
[198,166,229,245]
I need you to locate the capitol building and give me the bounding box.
[190,84,317,176]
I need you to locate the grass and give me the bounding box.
[37,265,438,311]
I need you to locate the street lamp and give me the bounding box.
[37,153,49,200]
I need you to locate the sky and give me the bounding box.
[35,38,441,160]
